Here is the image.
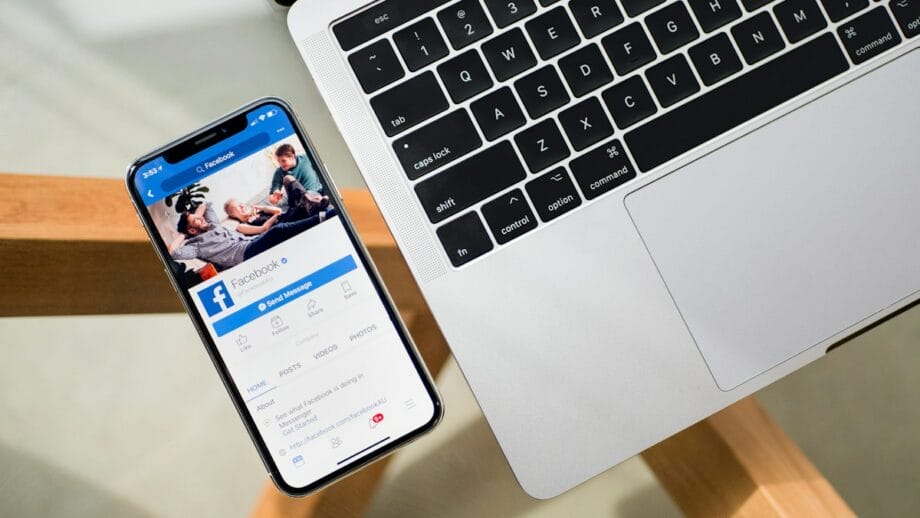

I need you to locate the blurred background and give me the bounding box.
[1,0,918,516]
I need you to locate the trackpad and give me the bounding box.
[625,51,920,390]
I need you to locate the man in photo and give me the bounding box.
[168,201,327,270]
[268,144,323,206]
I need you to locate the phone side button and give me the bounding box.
[163,268,181,296]
[322,162,343,201]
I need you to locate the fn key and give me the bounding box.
[437,212,494,266]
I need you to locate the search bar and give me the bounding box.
[161,132,270,193]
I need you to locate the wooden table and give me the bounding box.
[0,173,853,517]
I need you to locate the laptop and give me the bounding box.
[287,0,920,498]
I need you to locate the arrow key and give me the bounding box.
[348,39,405,94]
[482,189,539,244]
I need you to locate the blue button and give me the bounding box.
[212,255,358,337]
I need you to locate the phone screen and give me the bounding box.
[130,101,439,492]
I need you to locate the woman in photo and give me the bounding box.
[223,199,282,235]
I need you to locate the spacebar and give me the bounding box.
[625,34,850,172]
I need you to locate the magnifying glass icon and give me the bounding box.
[196,166,205,173]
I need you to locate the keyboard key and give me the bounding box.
[890,0,920,38]
[348,39,405,94]
[688,33,744,85]
[645,2,701,54]
[773,0,828,43]
[482,28,538,80]
[485,0,538,27]
[602,23,658,75]
[525,6,582,59]
[436,212,494,266]
[333,0,451,51]
[514,118,571,172]
[740,0,774,11]
[394,18,450,71]
[620,0,666,16]
[482,189,539,244]
[438,0,494,49]
[438,49,494,103]
[731,12,786,64]
[539,0,562,5]
[570,0,625,37]
[837,7,902,64]
[514,65,571,118]
[371,72,449,137]
[688,0,743,32]
[559,97,615,150]
[559,44,615,97]
[624,33,849,171]
[569,139,637,199]
[415,142,528,222]
[471,87,527,140]
[820,0,869,21]
[393,110,483,180]
[602,76,658,128]
[645,54,701,107]
[525,168,583,221]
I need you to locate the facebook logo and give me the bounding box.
[198,280,235,317]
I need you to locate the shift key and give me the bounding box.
[371,72,449,136]
[393,110,482,180]
[415,142,527,223]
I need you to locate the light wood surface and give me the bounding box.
[0,173,417,316]
[642,396,854,517]
[1,173,853,517]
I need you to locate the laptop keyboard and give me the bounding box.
[333,0,915,267]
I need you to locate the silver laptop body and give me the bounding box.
[288,0,920,498]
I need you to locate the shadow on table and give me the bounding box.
[0,442,153,518]
[367,415,674,518]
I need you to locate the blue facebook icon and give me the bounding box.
[199,280,234,317]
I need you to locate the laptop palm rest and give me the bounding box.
[625,50,920,390]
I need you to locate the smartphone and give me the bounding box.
[126,98,442,495]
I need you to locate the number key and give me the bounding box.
[484,0,538,28]
[438,0,494,49]
[394,18,449,71]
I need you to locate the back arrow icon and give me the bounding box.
[147,190,154,198]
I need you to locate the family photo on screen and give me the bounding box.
[148,139,336,289]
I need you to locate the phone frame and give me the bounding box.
[125,97,443,496]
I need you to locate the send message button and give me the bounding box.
[212,255,357,337]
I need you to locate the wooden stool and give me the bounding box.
[0,174,853,517]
